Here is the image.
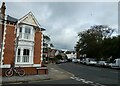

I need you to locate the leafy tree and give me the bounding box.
[43,35,50,43]
[75,25,114,60]
[54,54,63,61]
[102,36,120,60]
[43,34,54,63]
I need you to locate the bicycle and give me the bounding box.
[5,66,25,77]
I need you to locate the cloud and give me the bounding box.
[4,2,118,50]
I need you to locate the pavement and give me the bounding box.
[1,63,74,85]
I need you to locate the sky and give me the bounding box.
[0,0,119,51]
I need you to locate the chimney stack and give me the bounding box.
[1,2,6,18]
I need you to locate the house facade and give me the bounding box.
[0,2,46,75]
[66,51,76,60]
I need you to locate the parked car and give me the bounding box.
[72,58,78,63]
[96,61,111,67]
[110,58,120,68]
[85,58,97,65]
[60,60,65,63]
[77,59,80,63]
[80,59,86,64]
[55,60,61,64]
[104,61,111,67]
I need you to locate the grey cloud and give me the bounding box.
[5,2,118,50]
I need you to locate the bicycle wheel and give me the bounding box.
[17,69,25,76]
[5,69,13,77]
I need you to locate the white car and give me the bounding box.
[77,59,80,63]
[110,58,120,68]
[72,58,78,63]
[97,61,106,66]
[85,58,97,65]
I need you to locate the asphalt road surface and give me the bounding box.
[57,62,120,86]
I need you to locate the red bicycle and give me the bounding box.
[5,66,25,77]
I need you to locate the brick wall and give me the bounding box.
[3,24,16,64]
[34,30,42,64]
[2,67,48,76]
[23,67,37,75]
[37,69,48,75]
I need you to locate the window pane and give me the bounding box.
[17,49,21,62]
[17,56,20,62]
[23,49,29,62]
[25,27,31,34]
[22,55,29,62]
[25,28,27,33]
[26,49,29,55]
[17,49,20,55]
[23,49,26,55]
[19,27,22,33]
[24,27,31,39]
[28,29,30,34]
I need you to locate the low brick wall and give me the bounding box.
[23,67,37,75]
[1,67,48,77]
[37,67,48,75]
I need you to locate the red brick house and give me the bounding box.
[0,2,47,75]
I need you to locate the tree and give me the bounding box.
[75,25,114,60]
[43,35,50,53]
[43,34,54,63]
[54,54,63,61]
[102,36,120,60]
[50,43,54,47]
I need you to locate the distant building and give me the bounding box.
[66,51,76,60]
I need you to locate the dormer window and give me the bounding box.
[18,25,34,41]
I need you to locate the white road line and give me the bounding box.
[70,76,106,86]
[86,80,94,84]
[109,70,119,74]
[95,83,106,86]
[75,78,81,81]
[54,70,58,71]
[50,68,54,69]
[70,77,75,79]
[60,72,64,73]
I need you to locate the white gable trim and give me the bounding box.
[18,12,41,28]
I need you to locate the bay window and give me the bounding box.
[18,25,34,41]
[16,48,33,64]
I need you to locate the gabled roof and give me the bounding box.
[18,12,41,28]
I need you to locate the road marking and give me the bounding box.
[50,68,54,69]
[75,78,81,81]
[70,76,106,86]
[54,70,58,71]
[70,77,75,79]
[86,80,94,84]
[109,70,119,74]
[60,72,64,73]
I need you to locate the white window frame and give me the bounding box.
[15,47,33,64]
[17,25,34,41]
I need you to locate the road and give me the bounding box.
[58,62,120,85]
[3,63,120,86]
